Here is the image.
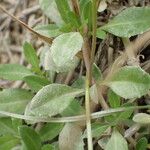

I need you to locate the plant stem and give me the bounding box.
[90,0,97,65]
[85,74,93,150]
[71,0,80,16]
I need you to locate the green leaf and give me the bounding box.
[34,24,62,38]
[19,126,41,150]
[92,63,102,82]
[105,66,150,99]
[96,29,107,39]
[105,129,128,150]
[0,64,33,81]
[55,0,71,23]
[42,144,59,150]
[133,113,150,124]
[51,32,83,67]
[23,75,49,92]
[108,90,121,108]
[0,89,33,115]
[39,123,64,141]
[25,84,84,117]
[83,123,109,138]
[23,42,40,71]
[80,0,92,27]
[39,0,63,25]
[100,7,150,37]
[136,137,148,150]
[44,47,79,73]
[0,135,19,150]
[61,100,84,117]
[72,76,85,89]
[0,118,18,136]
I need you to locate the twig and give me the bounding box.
[85,75,93,150]
[0,5,53,44]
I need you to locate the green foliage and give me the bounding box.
[133,113,150,124]
[0,89,33,114]
[0,64,33,81]
[25,84,84,117]
[136,137,148,150]
[105,129,128,150]
[51,32,83,67]
[100,7,150,37]
[105,66,150,99]
[23,42,40,72]
[0,1,150,149]
[39,123,64,141]
[0,135,19,150]
[23,75,49,92]
[34,24,62,38]
[19,126,42,150]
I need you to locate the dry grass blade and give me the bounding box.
[0,5,53,44]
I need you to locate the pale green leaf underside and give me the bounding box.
[106,66,150,99]
[133,113,150,124]
[100,7,150,37]
[25,84,84,117]
[105,130,128,150]
[44,48,79,73]
[51,32,83,67]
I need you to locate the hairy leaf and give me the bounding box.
[51,32,83,67]
[105,66,150,99]
[0,64,33,81]
[19,126,41,150]
[23,42,40,71]
[100,7,150,37]
[105,129,128,150]
[0,89,33,115]
[34,24,62,38]
[25,84,84,117]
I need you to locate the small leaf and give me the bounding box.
[55,0,71,23]
[61,100,84,117]
[133,113,150,124]
[105,129,128,150]
[19,126,41,150]
[0,64,33,81]
[0,118,18,136]
[100,7,150,37]
[34,24,62,38]
[90,84,99,104]
[39,0,63,25]
[59,123,84,150]
[0,135,19,150]
[44,47,79,73]
[23,75,49,92]
[72,76,85,89]
[25,84,84,117]
[105,66,150,99]
[42,144,58,150]
[92,63,102,82]
[23,42,40,71]
[0,89,33,115]
[108,90,121,108]
[51,32,83,67]
[39,123,64,141]
[83,123,109,138]
[136,137,148,150]
[96,29,107,39]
